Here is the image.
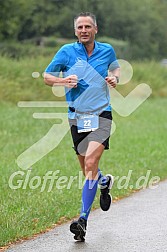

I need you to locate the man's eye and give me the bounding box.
[77,26,92,30]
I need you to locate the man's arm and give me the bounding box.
[44,73,78,88]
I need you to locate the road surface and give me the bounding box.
[6,180,167,252]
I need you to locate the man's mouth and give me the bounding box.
[81,35,89,39]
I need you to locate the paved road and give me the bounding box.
[6,181,167,252]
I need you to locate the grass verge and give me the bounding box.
[0,97,167,246]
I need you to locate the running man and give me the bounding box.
[44,12,120,241]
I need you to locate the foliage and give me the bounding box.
[0,0,167,59]
[0,41,56,59]
[0,36,129,59]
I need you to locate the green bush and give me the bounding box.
[0,37,130,60]
[0,41,56,59]
[43,37,75,48]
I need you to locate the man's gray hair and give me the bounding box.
[74,12,97,28]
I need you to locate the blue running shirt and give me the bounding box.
[45,41,119,119]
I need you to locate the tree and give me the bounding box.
[0,0,166,59]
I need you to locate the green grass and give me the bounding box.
[0,98,167,247]
[0,56,167,104]
[116,60,167,97]
[0,56,167,247]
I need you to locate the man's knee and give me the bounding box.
[84,157,98,177]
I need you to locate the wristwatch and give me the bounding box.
[114,75,119,83]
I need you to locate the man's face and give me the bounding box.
[74,16,98,45]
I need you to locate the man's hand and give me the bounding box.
[105,76,118,88]
[63,75,78,88]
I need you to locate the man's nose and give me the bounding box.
[81,26,86,32]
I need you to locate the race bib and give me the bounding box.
[77,114,99,133]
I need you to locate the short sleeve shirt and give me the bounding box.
[45,41,119,118]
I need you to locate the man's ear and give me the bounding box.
[95,26,98,34]
[74,29,77,37]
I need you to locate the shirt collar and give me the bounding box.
[74,40,99,55]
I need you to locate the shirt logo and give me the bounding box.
[75,57,84,67]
